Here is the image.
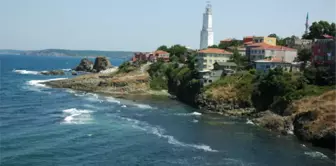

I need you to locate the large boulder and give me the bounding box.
[40,70,65,75]
[75,58,93,72]
[93,56,112,72]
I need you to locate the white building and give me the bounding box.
[200,2,214,49]
[196,48,233,71]
[246,43,297,62]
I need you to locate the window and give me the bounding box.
[262,50,265,54]
[209,80,212,83]
[266,65,270,69]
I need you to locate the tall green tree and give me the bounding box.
[303,21,336,39]
[168,45,188,58]
[157,45,169,52]
[228,49,248,70]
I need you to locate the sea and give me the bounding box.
[0,54,335,166]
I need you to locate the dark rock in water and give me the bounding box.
[41,70,65,75]
[71,71,78,75]
[93,56,112,72]
[75,58,93,72]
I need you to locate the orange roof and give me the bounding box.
[220,38,233,42]
[153,50,169,55]
[248,43,296,51]
[198,48,233,54]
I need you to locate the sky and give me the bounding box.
[0,0,335,52]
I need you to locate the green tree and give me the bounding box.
[168,45,188,58]
[303,21,336,39]
[268,33,288,46]
[251,68,297,112]
[297,48,312,65]
[208,45,218,48]
[157,45,169,52]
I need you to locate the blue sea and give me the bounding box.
[0,54,335,166]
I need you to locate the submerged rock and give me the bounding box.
[75,58,93,72]
[40,70,65,75]
[93,56,113,72]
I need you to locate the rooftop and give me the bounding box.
[198,48,233,54]
[248,43,296,51]
[153,50,169,55]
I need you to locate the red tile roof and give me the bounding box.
[248,43,296,51]
[198,48,233,54]
[153,50,169,55]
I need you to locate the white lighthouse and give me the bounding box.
[200,2,214,49]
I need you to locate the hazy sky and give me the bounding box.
[1,0,335,51]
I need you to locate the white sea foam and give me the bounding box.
[13,69,41,75]
[26,78,67,88]
[121,105,127,108]
[61,108,94,124]
[175,112,202,116]
[192,119,199,123]
[117,116,217,152]
[246,119,254,125]
[304,151,328,159]
[133,103,153,109]
[105,97,121,104]
[62,68,72,71]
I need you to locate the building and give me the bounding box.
[213,62,237,70]
[311,37,335,65]
[132,52,149,62]
[286,37,312,50]
[198,70,224,86]
[220,38,233,45]
[148,50,170,62]
[243,36,254,44]
[243,36,277,46]
[255,57,293,72]
[200,2,214,49]
[227,46,246,56]
[246,43,297,63]
[196,48,233,71]
[252,36,277,46]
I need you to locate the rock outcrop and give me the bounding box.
[44,65,151,97]
[290,90,336,150]
[75,58,93,72]
[40,70,65,75]
[93,56,112,72]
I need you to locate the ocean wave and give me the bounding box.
[175,112,202,116]
[246,119,254,125]
[117,116,217,152]
[133,103,153,109]
[61,108,94,125]
[304,151,329,159]
[105,97,121,104]
[26,78,67,88]
[62,68,72,71]
[13,69,41,75]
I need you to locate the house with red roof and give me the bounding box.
[311,35,335,65]
[246,43,298,63]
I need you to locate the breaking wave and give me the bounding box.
[133,103,153,109]
[175,112,202,116]
[13,69,41,75]
[116,116,217,152]
[26,78,67,88]
[304,151,329,159]
[61,108,94,124]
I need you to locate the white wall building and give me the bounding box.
[196,48,233,71]
[200,3,214,49]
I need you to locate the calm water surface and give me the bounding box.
[0,54,335,166]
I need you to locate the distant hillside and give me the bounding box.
[20,49,134,59]
[0,49,24,55]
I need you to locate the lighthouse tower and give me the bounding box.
[200,2,214,49]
